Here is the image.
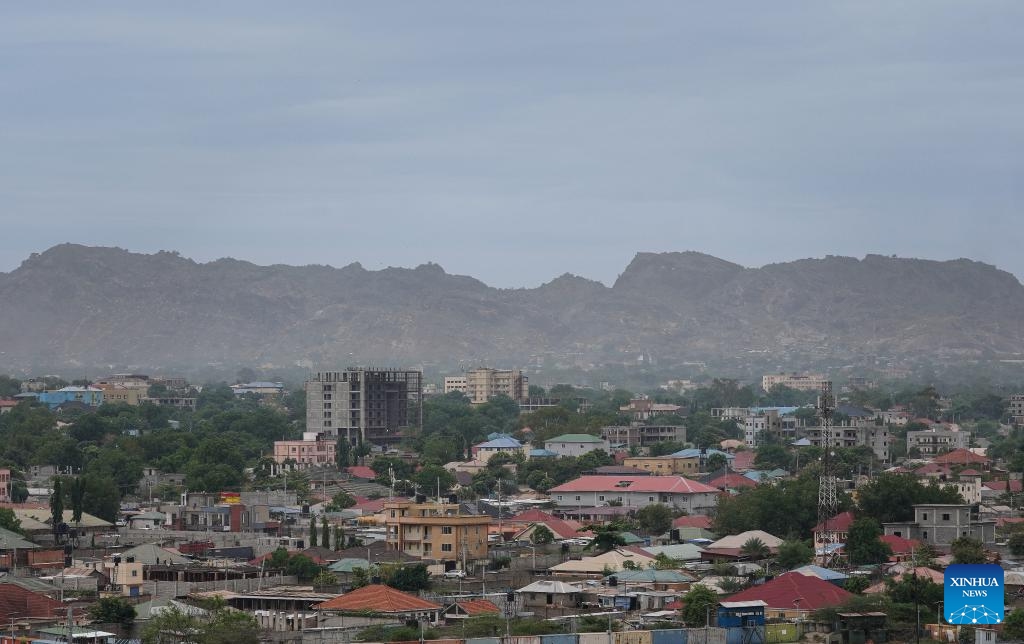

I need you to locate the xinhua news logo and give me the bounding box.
[943,564,1004,625]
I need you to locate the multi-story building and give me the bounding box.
[906,427,971,457]
[761,373,828,393]
[0,469,10,503]
[383,500,490,568]
[883,504,996,548]
[306,369,422,448]
[140,396,197,410]
[93,383,147,406]
[742,410,800,447]
[1009,394,1024,426]
[547,475,720,514]
[465,368,528,404]
[94,374,151,388]
[618,399,683,421]
[801,421,890,464]
[273,432,337,469]
[443,376,467,395]
[601,424,686,449]
[543,434,610,457]
[518,397,591,414]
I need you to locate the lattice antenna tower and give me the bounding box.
[816,381,838,566]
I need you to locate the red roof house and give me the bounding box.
[673,515,712,529]
[811,511,856,536]
[706,473,757,491]
[316,584,441,618]
[507,509,589,540]
[931,449,990,466]
[346,466,377,480]
[732,451,756,472]
[0,582,64,625]
[725,572,853,616]
[444,599,500,620]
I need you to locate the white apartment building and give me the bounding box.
[443,376,468,394]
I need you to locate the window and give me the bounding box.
[441,543,453,552]
[923,531,928,540]
[649,497,655,502]
[575,496,581,501]
[598,496,605,502]
[922,513,928,520]
[557,495,563,501]
[942,513,951,521]
[442,526,453,535]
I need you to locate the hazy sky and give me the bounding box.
[1,3,1021,287]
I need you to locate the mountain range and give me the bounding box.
[1,244,1023,374]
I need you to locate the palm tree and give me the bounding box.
[740,537,770,561]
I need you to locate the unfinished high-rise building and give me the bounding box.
[306,369,423,448]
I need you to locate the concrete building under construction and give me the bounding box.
[306,369,422,448]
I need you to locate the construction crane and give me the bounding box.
[816,381,839,567]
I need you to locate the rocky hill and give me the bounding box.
[1,244,1022,372]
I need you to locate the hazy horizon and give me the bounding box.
[2,3,1022,287]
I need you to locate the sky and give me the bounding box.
[1,2,1022,287]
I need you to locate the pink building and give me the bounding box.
[273,433,336,469]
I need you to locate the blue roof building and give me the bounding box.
[37,386,103,410]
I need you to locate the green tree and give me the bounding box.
[775,539,814,569]
[333,525,345,551]
[140,607,200,644]
[635,503,673,536]
[706,453,727,473]
[50,477,64,537]
[202,610,262,644]
[845,518,891,565]
[740,537,770,561]
[384,563,431,591]
[0,508,22,535]
[1008,532,1024,557]
[754,444,791,471]
[844,576,870,594]
[88,597,137,625]
[886,573,943,612]
[1005,609,1024,641]
[70,477,85,523]
[681,584,718,627]
[326,490,356,511]
[856,474,963,523]
[81,473,120,523]
[285,554,322,580]
[950,536,986,564]
[586,524,627,554]
[309,515,318,548]
[531,525,554,544]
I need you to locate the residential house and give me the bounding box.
[883,504,996,548]
[700,530,783,562]
[273,432,337,469]
[316,584,442,623]
[516,579,582,613]
[544,434,609,457]
[471,436,528,461]
[383,500,489,568]
[601,424,686,449]
[548,476,719,513]
[726,572,853,619]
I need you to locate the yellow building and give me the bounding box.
[94,383,148,405]
[384,501,490,568]
[622,456,700,476]
[465,368,528,404]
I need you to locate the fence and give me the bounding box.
[297,626,749,644]
[142,574,299,599]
